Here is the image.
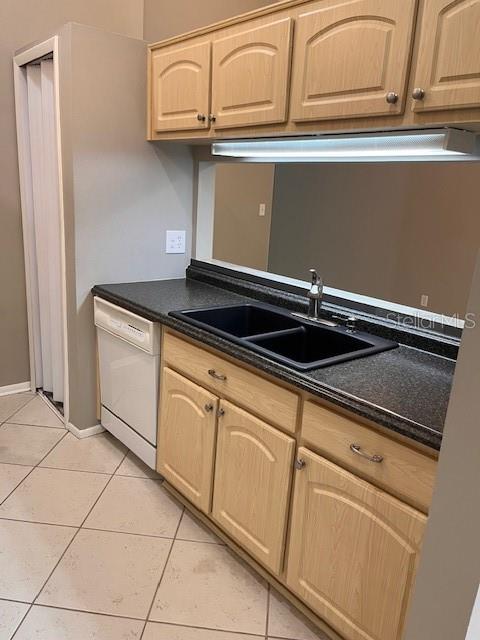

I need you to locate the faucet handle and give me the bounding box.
[309,268,319,285]
[333,314,357,332]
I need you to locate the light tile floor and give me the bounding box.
[0,392,327,640]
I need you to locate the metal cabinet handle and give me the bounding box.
[208,369,227,381]
[197,113,206,122]
[386,91,399,104]
[412,88,425,101]
[208,113,216,123]
[295,458,306,470]
[204,403,214,412]
[217,408,225,417]
[350,443,384,463]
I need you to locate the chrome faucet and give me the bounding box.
[307,268,323,320]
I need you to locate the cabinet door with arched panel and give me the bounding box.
[211,18,293,129]
[158,367,218,513]
[411,0,480,112]
[286,447,426,640]
[212,400,295,574]
[290,0,417,122]
[151,40,211,132]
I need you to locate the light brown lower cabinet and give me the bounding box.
[158,367,218,513]
[158,336,431,639]
[212,400,295,574]
[286,447,427,640]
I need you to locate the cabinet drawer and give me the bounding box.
[302,400,436,512]
[163,331,299,433]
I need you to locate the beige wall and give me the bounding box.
[0,0,275,389]
[0,0,143,388]
[58,23,193,430]
[268,163,480,317]
[213,164,275,271]
[143,0,281,42]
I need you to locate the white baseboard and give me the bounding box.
[67,422,105,439]
[0,381,32,397]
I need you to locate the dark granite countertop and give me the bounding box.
[92,278,456,451]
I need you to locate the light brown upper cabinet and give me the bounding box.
[149,0,480,138]
[211,18,293,129]
[151,41,211,132]
[289,0,418,121]
[411,0,480,112]
[158,367,218,513]
[286,447,426,640]
[212,400,295,573]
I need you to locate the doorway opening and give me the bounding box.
[14,37,68,423]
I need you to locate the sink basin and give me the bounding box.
[249,324,377,369]
[170,303,397,371]
[172,304,301,337]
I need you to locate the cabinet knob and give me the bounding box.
[412,88,425,101]
[197,113,206,122]
[204,403,214,412]
[385,91,399,105]
[217,408,225,418]
[294,458,306,470]
[208,369,227,381]
[350,443,384,463]
[208,113,216,123]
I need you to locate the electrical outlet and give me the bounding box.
[421,294,429,307]
[258,203,266,217]
[166,230,186,254]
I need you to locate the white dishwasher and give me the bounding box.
[94,296,160,469]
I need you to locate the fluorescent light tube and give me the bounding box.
[211,129,480,162]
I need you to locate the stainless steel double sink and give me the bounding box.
[170,303,398,371]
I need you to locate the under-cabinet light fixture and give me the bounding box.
[211,129,480,162]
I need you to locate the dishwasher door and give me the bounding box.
[94,297,160,446]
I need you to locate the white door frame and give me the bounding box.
[13,36,70,425]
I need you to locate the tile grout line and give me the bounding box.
[0,429,68,508]
[142,620,269,639]
[2,396,310,639]
[28,464,113,476]
[138,504,186,639]
[0,516,77,529]
[0,518,194,543]
[0,461,39,469]
[4,421,65,429]
[9,601,146,622]
[0,475,189,540]
[6,418,70,639]
[10,445,129,638]
[0,393,37,427]
[5,601,271,639]
[265,583,271,640]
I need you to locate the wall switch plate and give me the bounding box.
[421,294,429,307]
[166,230,186,254]
[258,203,266,217]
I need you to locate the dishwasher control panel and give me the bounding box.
[94,297,160,355]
